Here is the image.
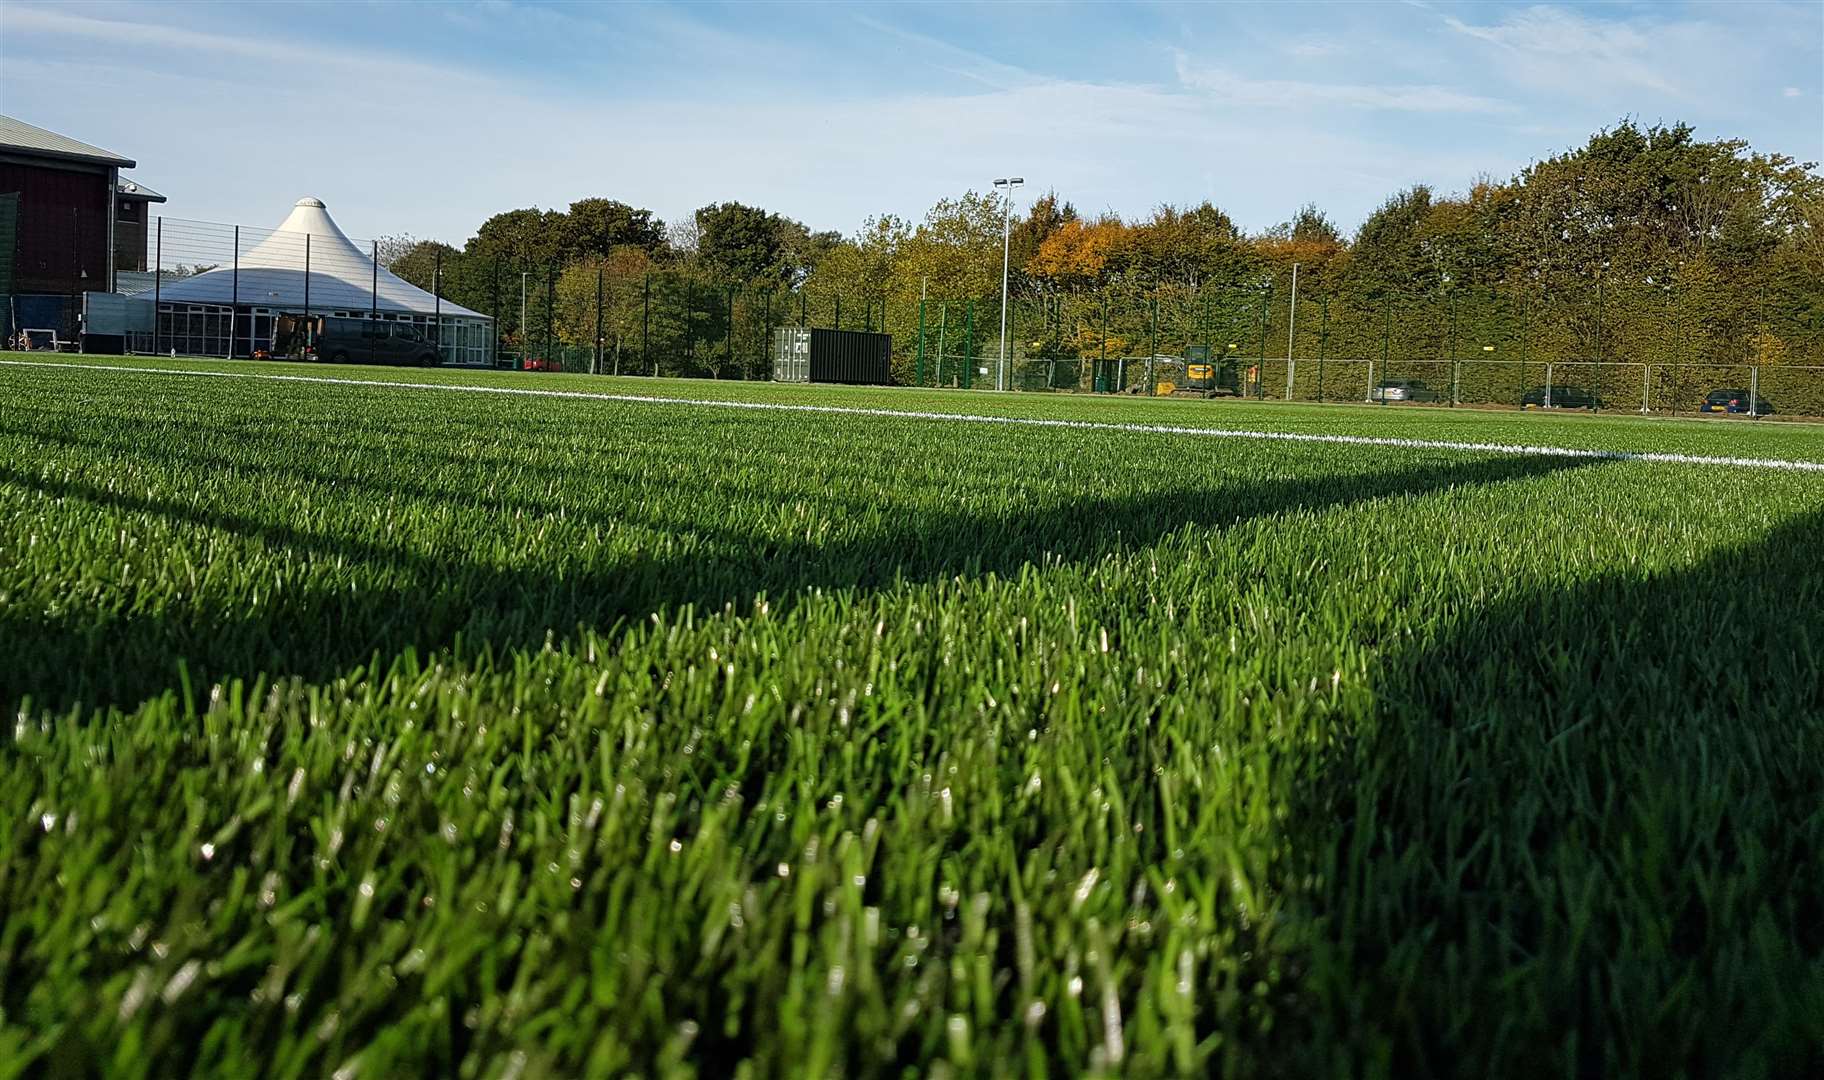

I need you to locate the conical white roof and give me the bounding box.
[153,197,487,319]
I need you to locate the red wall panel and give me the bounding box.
[0,160,111,295]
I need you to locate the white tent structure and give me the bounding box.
[150,197,491,363]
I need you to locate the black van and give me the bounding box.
[1521,384,1601,410]
[306,316,440,367]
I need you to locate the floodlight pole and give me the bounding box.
[520,271,529,360]
[994,176,1023,392]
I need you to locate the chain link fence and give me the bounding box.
[979,273,1822,417]
[47,212,1824,417]
[79,214,491,364]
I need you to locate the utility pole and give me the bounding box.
[993,176,1024,391]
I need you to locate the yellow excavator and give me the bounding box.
[1153,345,1242,397]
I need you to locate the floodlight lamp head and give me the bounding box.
[1009,177,1024,185]
[993,178,1009,186]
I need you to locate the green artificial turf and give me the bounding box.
[3,357,1821,1077]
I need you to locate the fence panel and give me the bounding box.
[1754,365,1824,417]
[68,222,1824,412]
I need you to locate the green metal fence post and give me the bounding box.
[1517,289,1528,406]
[1256,282,1271,399]
[1449,283,1459,407]
[1594,267,1605,412]
[938,303,949,387]
[684,276,695,368]
[1378,301,1391,404]
[916,292,927,387]
[761,286,773,377]
[152,216,162,355]
[1317,295,1329,402]
[1201,289,1211,359]
[963,300,975,389]
[1147,287,1158,392]
[1101,290,1109,392]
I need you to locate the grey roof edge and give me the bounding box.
[0,114,135,168]
[117,177,167,203]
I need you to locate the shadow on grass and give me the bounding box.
[1,452,1594,714]
[1287,506,1824,1074]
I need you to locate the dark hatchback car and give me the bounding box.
[1700,388,1774,415]
[1521,385,1601,410]
[1370,378,1442,403]
[312,317,440,367]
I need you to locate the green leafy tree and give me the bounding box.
[464,208,567,271]
[562,199,666,262]
[1345,185,1435,303]
[389,241,454,293]
[695,202,788,283]
[1129,202,1253,288]
[554,247,656,373]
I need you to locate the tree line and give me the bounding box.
[387,121,1822,380]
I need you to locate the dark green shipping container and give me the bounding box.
[773,327,892,385]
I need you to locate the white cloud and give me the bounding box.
[1,4,494,88]
[1785,86,1804,98]
[1287,40,1345,60]
[3,39,1499,246]
[1173,52,1511,113]
[19,0,1808,249]
[848,13,1040,91]
[1442,5,1696,99]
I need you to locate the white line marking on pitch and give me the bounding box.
[7,358,1824,473]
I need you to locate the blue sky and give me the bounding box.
[2,1,1818,245]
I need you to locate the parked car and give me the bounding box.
[306,316,440,367]
[1370,378,1442,403]
[1521,385,1601,410]
[521,357,563,372]
[1700,388,1774,415]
